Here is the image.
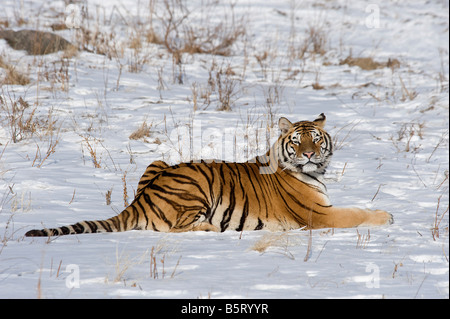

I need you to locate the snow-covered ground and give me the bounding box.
[0,0,448,299]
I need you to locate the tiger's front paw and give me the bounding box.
[365,209,394,226]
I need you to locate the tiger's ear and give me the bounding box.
[278,117,293,135]
[313,113,326,128]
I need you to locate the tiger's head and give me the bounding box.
[275,113,333,175]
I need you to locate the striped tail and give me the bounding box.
[25,209,132,237]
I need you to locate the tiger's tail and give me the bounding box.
[26,160,171,237]
[25,206,135,237]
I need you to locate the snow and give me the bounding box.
[0,0,448,299]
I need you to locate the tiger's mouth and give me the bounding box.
[294,161,318,173]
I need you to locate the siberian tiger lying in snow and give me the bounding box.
[25,113,393,237]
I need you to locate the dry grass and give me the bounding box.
[189,61,241,111]
[431,194,449,241]
[398,75,418,101]
[40,57,71,92]
[340,56,400,71]
[149,245,182,280]
[0,56,30,85]
[263,84,283,128]
[215,66,240,111]
[122,171,129,207]
[0,95,30,142]
[332,119,361,151]
[159,0,245,58]
[105,187,112,206]
[0,92,38,143]
[108,242,181,284]
[0,187,19,255]
[112,246,147,283]
[251,233,287,253]
[79,134,102,169]
[69,0,246,79]
[31,137,59,168]
[129,120,153,142]
[389,122,424,153]
[356,229,371,249]
[250,232,297,260]
[300,24,329,57]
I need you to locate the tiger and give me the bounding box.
[25,113,393,237]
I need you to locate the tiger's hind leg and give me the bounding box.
[168,208,219,232]
[135,160,170,197]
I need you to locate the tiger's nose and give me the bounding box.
[303,151,315,159]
